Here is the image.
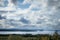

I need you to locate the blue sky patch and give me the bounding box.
[17,0,24,3]
[17,3,31,9]
[31,8,40,11]
[0,0,8,7]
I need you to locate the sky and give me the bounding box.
[0,0,60,34]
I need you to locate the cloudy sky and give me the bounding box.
[0,0,60,34]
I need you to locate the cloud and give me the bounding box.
[22,0,32,4]
[0,15,5,19]
[20,17,30,24]
[0,0,60,33]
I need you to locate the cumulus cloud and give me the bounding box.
[0,0,60,32]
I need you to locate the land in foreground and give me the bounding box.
[0,31,60,40]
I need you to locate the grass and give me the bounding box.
[0,34,60,40]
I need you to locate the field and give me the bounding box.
[0,34,60,40]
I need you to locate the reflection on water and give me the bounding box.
[0,31,55,35]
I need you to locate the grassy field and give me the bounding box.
[0,34,60,40]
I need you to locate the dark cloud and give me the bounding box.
[11,0,24,5]
[0,15,6,19]
[11,0,17,5]
[0,11,8,13]
[20,17,30,24]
